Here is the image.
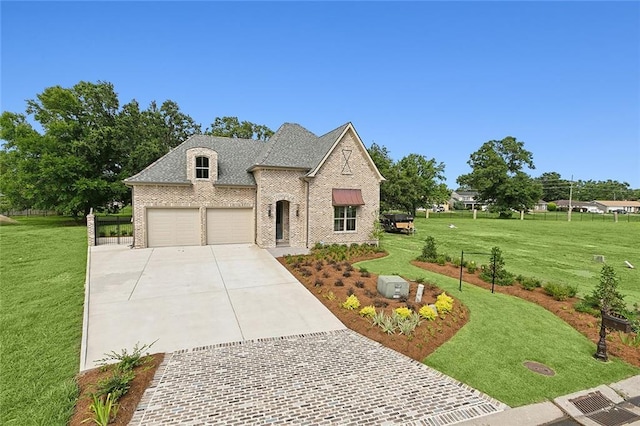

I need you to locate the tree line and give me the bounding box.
[1,80,636,219]
[0,81,273,217]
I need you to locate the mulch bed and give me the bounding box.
[69,353,164,426]
[412,260,640,368]
[279,254,469,362]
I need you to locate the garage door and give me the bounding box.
[147,208,200,247]
[207,208,254,244]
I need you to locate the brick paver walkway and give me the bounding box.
[133,330,507,425]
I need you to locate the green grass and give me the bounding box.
[0,216,87,425]
[357,231,639,407]
[408,217,640,306]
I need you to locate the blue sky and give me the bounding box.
[2,1,639,188]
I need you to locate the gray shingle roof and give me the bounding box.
[124,123,352,186]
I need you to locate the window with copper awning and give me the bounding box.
[332,189,364,206]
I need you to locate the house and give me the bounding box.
[594,200,640,214]
[124,122,384,249]
[553,200,603,213]
[533,200,548,211]
[449,190,486,210]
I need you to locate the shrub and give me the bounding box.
[315,261,324,271]
[435,292,454,314]
[435,255,447,266]
[479,247,513,285]
[394,307,412,319]
[521,276,542,291]
[452,258,461,268]
[415,277,425,284]
[419,305,437,320]
[344,262,354,272]
[342,270,351,278]
[314,279,324,287]
[574,299,599,316]
[543,282,578,301]
[496,271,515,286]
[398,319,417,336]
[97,341,155,372]
[588,264,627,313]
[300,268,312,277]
[359,305,376,318]
[444,253,452,262]
[95,369,135,401]
[324,291,336,301]
[466,261,477,274]
[381,315,396,334]
[322,271,330,278]
[359,267,371,278]
[547,202,557,211]
[334,279,344,287]
[342,294,360,310]
[355,280,365,288]
[417,236,438,262]
[373,298,388,308]
[346,287,355,297]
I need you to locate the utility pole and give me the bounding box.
[568,175,573,222]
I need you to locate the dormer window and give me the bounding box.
[195,156,209,179]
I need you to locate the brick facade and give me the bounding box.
[131,183,255,248]
[307,128,380,246]
[129,125,381,249]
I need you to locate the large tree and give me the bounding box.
[367,143,448,215]
[205,116,273,140]
[457,136,542,217]
[536,171,570,201]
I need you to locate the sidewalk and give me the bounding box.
[455,375,640,426]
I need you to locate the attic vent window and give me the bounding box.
[195,156,209,179]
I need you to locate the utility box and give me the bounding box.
[377,275,409,299]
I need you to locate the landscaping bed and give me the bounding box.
[412,259,640,368]
[279,245,470,362]
[70,353,164,426]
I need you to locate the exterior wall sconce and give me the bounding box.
[296,204,300,217]
[268,204,272,217]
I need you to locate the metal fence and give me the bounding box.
[1,209,58,216]
[95,215,133,245]
[423,210,640,222]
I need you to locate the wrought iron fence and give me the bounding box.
[423,210,640,222]
[95,216,133,245]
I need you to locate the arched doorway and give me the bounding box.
[275,200,290,245]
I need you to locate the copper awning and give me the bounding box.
[332,189,365,206]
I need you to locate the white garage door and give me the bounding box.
[207,208,254,244]
[147,208,200,247]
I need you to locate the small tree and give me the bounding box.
[417,236,438,262]
[480,246,514,285]
[589,264,626,314]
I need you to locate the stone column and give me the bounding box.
[86,209,96,246]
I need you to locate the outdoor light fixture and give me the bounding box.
[268,204,272,217]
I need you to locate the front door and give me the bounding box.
[275,200,289,244]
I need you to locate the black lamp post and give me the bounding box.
[594,305,608,362]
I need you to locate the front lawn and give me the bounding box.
[0,217,87,425]
[357,232,639,407]
[407,217,640,305]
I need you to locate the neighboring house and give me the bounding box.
[553,200,603,213]
[594,200,640,214]
[449,190,486,210]
[124,122,384,249]
[533,200,548,211]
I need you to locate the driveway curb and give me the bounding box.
[79,245,91,371]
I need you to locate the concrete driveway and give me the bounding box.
[81,244,345,370]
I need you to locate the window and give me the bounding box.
[334,206,357,232]
[195,156,209,179]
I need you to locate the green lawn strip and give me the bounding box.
[356,234,639,407]
[404,217,640,305]
[0,217,87,425]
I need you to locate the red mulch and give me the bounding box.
[69,353,164,426]
[412,260,640,367]
[279,254,469,362]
